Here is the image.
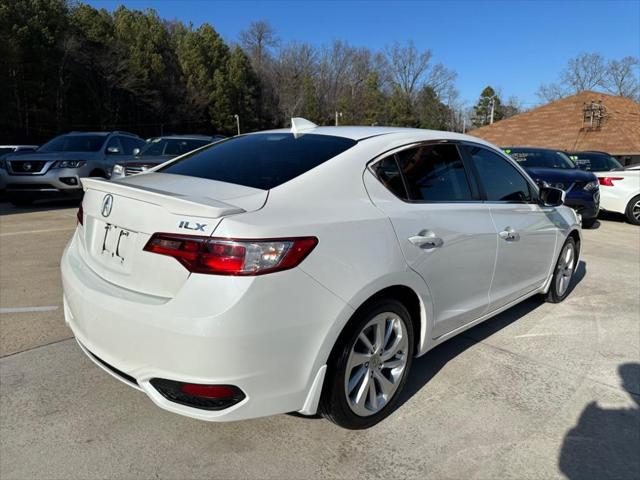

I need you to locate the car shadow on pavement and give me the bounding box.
[394,260,587,415]
[0,198,81,216]
[558,362,640,480]
[598,211,627,224]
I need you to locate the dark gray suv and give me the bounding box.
[110,135,226,179]
[0,131,145,205]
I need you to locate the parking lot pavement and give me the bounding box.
[0,201,77,356]
[1,203,638,480]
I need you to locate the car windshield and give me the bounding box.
[38,135,106,152]
[505,149,576,169]
[568,153,624,172]
[139,138,211,156]
[159,133,357,190]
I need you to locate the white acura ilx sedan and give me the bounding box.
[61,119,581,429]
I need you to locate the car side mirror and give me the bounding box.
[107,146,120,154]
[539,187,565,207]
[132,148,140,156]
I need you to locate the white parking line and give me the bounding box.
[0,227,75,237]
[0,306,59,314]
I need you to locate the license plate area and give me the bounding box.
[97,223,137,271]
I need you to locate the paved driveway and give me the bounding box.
[1,202,638,479]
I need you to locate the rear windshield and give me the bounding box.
[140,138,212,156]
[505,149,576,169]
[38,135,106,153]
[568,152,623,172]
[159,133,357,190]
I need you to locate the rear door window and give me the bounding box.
[394,143,473,202]
[159,133,357,190]
[371,156,408,199]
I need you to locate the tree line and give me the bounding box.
[1,1,637,144]
[537,53,639,103]
[0,1,465,144]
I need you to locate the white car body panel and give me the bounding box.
[593,170,640,214]
[61,126,581,422]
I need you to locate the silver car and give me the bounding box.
[0,131,145,206]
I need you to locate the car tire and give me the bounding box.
[581,218,597,228]
[544,237,577,303]
[624,195,640,226]
[320,298,414,429]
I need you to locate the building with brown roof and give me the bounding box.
[469,91,640,166]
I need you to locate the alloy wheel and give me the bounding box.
[556,242,575,296]
[633,199,640,222]
[344,312,409,417]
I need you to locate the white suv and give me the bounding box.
[61,120,581,429]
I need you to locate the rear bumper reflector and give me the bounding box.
[150,378,245,410]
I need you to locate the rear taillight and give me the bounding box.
[77,204,83,225]
[143,233,318,275]
[598,177,623,187]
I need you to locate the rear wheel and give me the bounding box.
[625,195,640,225]
[545,237,577,303]
[581,217,597,228]
[320,298,414,429]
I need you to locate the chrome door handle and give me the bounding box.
[408,230,443,249]
[499,227,520,242]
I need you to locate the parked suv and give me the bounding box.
[0,145,39,192]
[504,147,600,227]
[111,135,225,179]
[1,131,145,205]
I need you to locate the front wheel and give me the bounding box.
[545,237,577,303]
[625,195,640,226]
[320,298,414,429]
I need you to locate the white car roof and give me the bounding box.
[257,122,496,149]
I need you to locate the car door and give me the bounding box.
[367,142,497,338]
[462,144,558,310]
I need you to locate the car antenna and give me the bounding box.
[290,117,317,138]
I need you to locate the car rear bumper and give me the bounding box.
[61,229,350,421]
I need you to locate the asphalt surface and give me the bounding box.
[1,201,638,480]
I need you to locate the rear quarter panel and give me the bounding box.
[212,138,436,361]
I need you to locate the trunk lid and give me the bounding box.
[78,173,267,298]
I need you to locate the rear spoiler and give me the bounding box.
[81,177,245,218]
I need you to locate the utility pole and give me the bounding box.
[335,111,342,126]
[233,114,240,135]
[489,97,495,125]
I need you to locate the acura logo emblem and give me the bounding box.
[101,194,113,217]
[23,162,32,171]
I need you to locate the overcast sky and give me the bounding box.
[87,0,640,107]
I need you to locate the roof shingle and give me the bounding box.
[469,91,640,155]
